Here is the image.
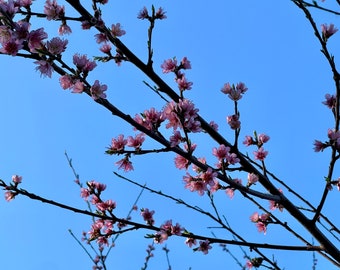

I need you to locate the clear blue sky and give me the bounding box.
[0,0,339,269]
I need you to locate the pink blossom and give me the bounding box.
[141,208,155,225]
[0,38,23,55]
[110,134,127,152]
[256,221,267,234]
[95,33,108,44]
[247,173,258,186]
[185,237,197,248]
[5,191,16,202]
[127,133,145,149]
[321,23,338,40]
[13,21,30,40]
[313,140,326,152]
[44,0,65,20]
[322,93,336,109]
[137,7,149,19]
[209,121,219,131]
[73,54,97,73]
[226,152,240,165]
[227,114,240,130]
[155,7,167,19]
[12,175,22,184]
[111,23,126,37]
[258,133,270,144]
[180,57,191,69]
[80,188,91,200]
[253,147,268,161]
[100,43,111,54]
[90,80,107,100]
[221,82,248,101]
[28,28,48,52]
[243,135,254,146]
[169,130,183,147]
[174,154,190,169]
[250,212,259,222]
[59,75,73,89]
[58,23,72,35]
[197,240,212,255]
[115,156,133,171]
[46,37,68,55]
[176,75,193,91]
[34,60,54,78]
[161,58,177,73]
[212,144,229,160]
[71,80,84,93]
[0,1,18,18]
[245,260,253,269]
[170,222,183,235]
[163,99,201,132]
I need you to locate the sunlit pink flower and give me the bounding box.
[115,156,133,171]
[126,133,145,149]
[254,147,268,161]
[245,260,253,269]
[46,37,68,55]
[110,134,127,151]
[161,58,177,73]
[213,144,229,160]
[221,82,248,101]
[34,60,54,78]
[250,212,259,222]
[174,154,189,169]
[90,80,107,100]
[5,191,16,202]
[12,175,22,184]
[247,173,258,186]
[176,75,193,91]
[198,240,212,255]
[321,23,338,40]
[258,133,270,144]
[169,130,182,147]
[256,221,267,234]
[80,188,91,200]
[111,23,126,37]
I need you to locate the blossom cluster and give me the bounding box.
[250,212,272,235]
[4,174,22,202]
[161,57,193,92]
[243,132,270,161]
[105,133,146,171]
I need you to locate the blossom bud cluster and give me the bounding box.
[250,212,271,235]
[243,132,270,161]
[161,57,193,92]
[4,175,22,202]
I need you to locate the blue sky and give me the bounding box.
[0,0,339,269]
